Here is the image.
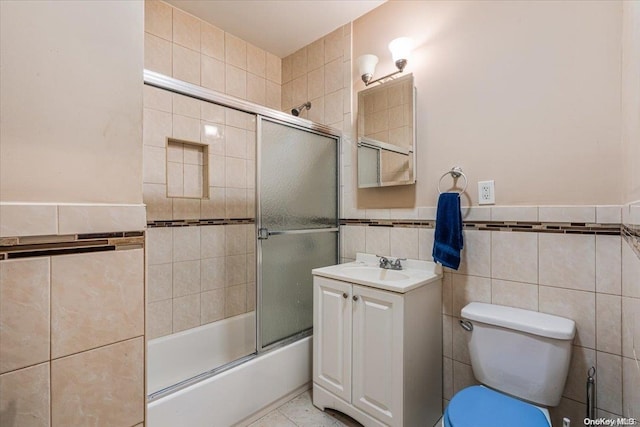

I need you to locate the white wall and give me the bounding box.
[353,0,623,207]
[0,0,144,204]
[622,0,640,204]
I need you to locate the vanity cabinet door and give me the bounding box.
[313,277,352,402]
[351,284,404,427]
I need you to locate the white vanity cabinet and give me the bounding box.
[312,257,442,427]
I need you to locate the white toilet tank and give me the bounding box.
[461,302,576,407]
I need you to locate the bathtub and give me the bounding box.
[147,312,312,427]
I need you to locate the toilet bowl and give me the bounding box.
[444,302,576,427]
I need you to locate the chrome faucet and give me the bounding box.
[377,256,406,270]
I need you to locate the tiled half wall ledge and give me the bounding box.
[0,203,146,238]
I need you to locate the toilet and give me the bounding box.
[443,302,576,427]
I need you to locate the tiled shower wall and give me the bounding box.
[144,0,282,109]
[340,204,638,425]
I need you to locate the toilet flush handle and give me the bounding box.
[459,320,473,332]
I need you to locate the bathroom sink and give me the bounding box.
[339,266,410,282]
[312,253,443,293]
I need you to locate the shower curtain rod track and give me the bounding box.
[143,69,342,139]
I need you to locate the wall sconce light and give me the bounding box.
[357,37,412,86]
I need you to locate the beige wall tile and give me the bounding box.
[539,286,595,348]
[247,281,256,311]
[458,230,491,278]
[452,361,477,394]
[172,225,200,262]
[167,140,183,162]
[51,249,144,358]
[461,207,492,221]
[145,33,172,76]
[324,58,343,95]
[225,33,246,69]
[247,73,266,105]
[225,284,247,317]
[51,337,143,427]
[365,226,390,257]
[0,203,58,238]
[147,227,172,265]
[442,272,453,315]
[418,228,435,261]
[147,299,172,339]
[622,356,640,418]
[201,102,225,124]
[266,52,282,84]
[225,254,247,287]
[341,225,365,259]
[225,108,254,131]
[621,296,640,359]
[563,345,595,403]
[201,23,224,60]
[324,89,343,125]
[144,183,173,221]
[549,397,586,427]
[173,293,200,332]
[203,123,225,157]
[491,278,538,311]
[183,164,203,198]
[596,205,622,223]
[490,206,538,222]
[265,81,282,110]
[247,252,256,283]
[173,93,200,119]
[148,263,172,302]
[172,8,200,51]
[246,160,256,189]
[597,351,623,415]
[226,64,247,99]
[0,363,50,427]
[308,96,324,124]
[202,187,226,219]
[442,315,453,358]
[167,161,184,197]
[172,198,201,220]
[201,256,225,291]
[491,231,538,283]
[307,67,324,100]
[291,75,308,108]
[324,28,343,63]
[201,55,225,93]
[201,289,225,324]
[225,157,247,189]
[442,357,453,400]
[246,189,256,218]
[201,224,225,258]
[225,224,247,256]
[452,316,471,364]
[246,225,256,253]
[247,43,266,78]
[538,206,596,223]
[281,81,293,112]
[0,258,50,374]
[144,145,166,184]
[57,205,146,235]
[453,274,491,315]
[143,108,171,148]
[307,38,324,72]
[596,293,622,354]
[282,55,292,84]
[173,45,200,85]
[226,188,247,218]
[144,85,172,112]
[389,227,419,260]
[597,235,622,295]
[173,114,200,142]
[622,241,640,298]
[539,233,596,291]
[184,144,203,165]
[144,0,172,41]
[173,260,201,297]
[291,48,307,79]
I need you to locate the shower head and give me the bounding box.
[291,102,311,117]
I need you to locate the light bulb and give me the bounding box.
[388,37,412,71]
[357,54,379,84]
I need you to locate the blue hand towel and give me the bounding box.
[432,192,464,270]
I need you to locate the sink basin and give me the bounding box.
[339,266,410,282]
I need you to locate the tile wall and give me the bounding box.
[340,204,638,425]
[144,0,282,110]
[0,247,145,427]
[281,24,352,132]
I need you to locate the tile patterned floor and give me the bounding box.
[248,389,363,427]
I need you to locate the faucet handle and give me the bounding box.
[376,255,390,268]
[392,258,406,269]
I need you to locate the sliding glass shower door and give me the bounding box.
[257,118,339,350]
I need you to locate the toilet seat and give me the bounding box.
[444,386,550,427]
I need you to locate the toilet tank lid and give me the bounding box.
[461,302,576,340]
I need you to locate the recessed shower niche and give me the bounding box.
[166,138,209,199]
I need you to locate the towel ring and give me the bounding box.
[438,166,468,194]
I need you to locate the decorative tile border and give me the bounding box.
[623,224,640,258]
[340,219,621,235]
[0,232,144,260]
[147,218,255,228]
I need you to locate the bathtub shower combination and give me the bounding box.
[144,71,340,426]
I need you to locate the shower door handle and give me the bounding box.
[258,228,269,240]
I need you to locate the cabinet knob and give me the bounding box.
[352,295,359,301]
[343,292,348,299]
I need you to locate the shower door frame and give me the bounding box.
[255,116,341,353]
[143,70,341,399]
